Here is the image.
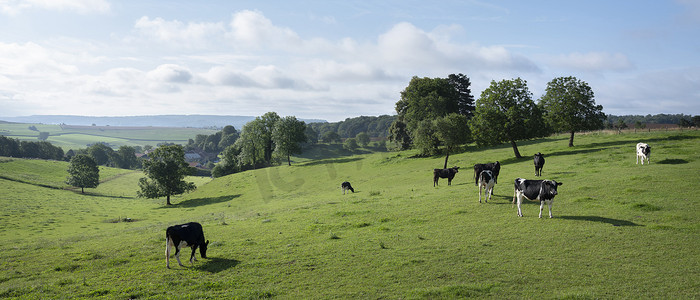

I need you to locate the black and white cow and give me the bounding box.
[636,143,651,165]
[512,178,563,218]
[166,222,209,268]
[434,167,459,187]
[478,170,495,203]
[341,181,355,194]
[474,161,500,195]
[534,153,545,176]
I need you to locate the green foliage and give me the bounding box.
[470,78,547,158]
[343,137,359,151]
[66,154,99,193]
[138,145,196,205]
[212,145,242,178]
[540,76,606,146]
[388,120,411,150]
[272,116,307,166]
[355,132,370,147]
[433,113,471,167]
[396,76,460,132]
[321,131,341,144]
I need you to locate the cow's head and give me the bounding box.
[452,166,459,172]
[541,180,563,200]
[200,240,209,258]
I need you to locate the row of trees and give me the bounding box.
[212,112,308,177]
[390,75,606,166]
[0,136,64,160]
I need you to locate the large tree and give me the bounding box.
[272,116,307,166]
[138,145,196,205]
[470,78,548,158]
[260,112,281,163]
[66,154,99,193]
[434,113,471,168]
[235,118,267,168]
[395,76,460,132]
[539,76,606,147]
[447,73,476,118]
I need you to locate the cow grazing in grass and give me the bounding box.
[341,181,355,194]
[478,170,496,203]
[534,153,545,176]
[166,222,209,268]
[636,143,651,165]
[434,167,459,187]
[513,178,563,218]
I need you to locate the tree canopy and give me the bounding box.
[272,116,307,166]
[66,154,99,193]
[137,145,196,205]
[539,76,606,147]
[469,78,548,158]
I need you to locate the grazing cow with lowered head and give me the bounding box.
[341,181,355,194]
[513,178,563,218]
[166,222,209,268]
[636,143,651,165]
[434,166,459,187]
[478,170,496,203]
[534,153,545,176]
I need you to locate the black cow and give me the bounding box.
[166,222,209,268]
[341,181,355,194]
[512,178,563,218]
[434,166,459,187]
[534,153,545,176]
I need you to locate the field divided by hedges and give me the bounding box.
[1,130,698,299]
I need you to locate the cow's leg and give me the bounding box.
[479,184,482,203]
[539,201,544,218]
[190,246,197,264]
[548,200,553,218]
[166,237,172,268]
[487,186,492,202]
[175,241,188,267]
[516,193,524,217]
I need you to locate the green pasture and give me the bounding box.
[1,130,699,299]
[0,123,218,150]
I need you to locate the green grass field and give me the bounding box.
[1,130,699,299]
[0,123,218,150]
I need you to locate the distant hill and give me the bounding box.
[0,115,326,129]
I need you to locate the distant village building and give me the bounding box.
[184,152,202,162]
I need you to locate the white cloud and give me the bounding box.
[0,0,109,15]
[147,64,193,84]
[134,16,226,48]
[228,10,302,49]
[549,52,634,72]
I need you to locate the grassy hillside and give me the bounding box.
[1,130,699,299]
[0,123,218,150]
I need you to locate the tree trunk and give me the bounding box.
[510,140,522,158]
[81,187,84,194]
[166,195,172,205]
[287,154,291,166]
[443,150,450,169]
[569,131,575,147]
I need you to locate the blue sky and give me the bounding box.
[1,0,699,122]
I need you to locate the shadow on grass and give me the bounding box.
[196,257,240,273]
[656,158,689,164]
[300,157,363,167]
[559,215,642,226]
[160,194,241,208]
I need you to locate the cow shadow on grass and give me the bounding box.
[160,194,241,208]
[195,257,241,273]
[558,215,642,227]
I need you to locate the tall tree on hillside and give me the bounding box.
[470,78,548,158]
[235,118,267,168]
[434,113,471,168]
[66,154,99,193]
[539,76,606,147]
[272,116,307,166]
[137,145,196,205]
[448,73,476,118]
[260,112,281,163]
[388,119,412,150]
[396,76,459,132]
